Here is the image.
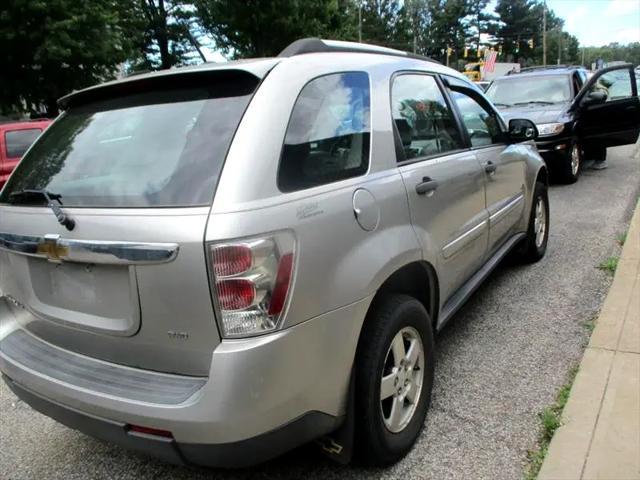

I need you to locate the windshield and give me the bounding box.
[0,76,257,207]
[486,75,572,106]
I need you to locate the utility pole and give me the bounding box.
[581,47,585,66]
[446,46,450,67]
[412,1,418,54]
[557,27,561,65]
[358,3,362,43]
[476,2,482,62]
[542,1,547,66]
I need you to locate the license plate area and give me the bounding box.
[25,258,141,336]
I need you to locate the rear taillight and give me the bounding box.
[216,278,256,310]
[208,233,295,338]
[211,244,252,277]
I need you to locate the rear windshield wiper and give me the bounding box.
[8,189,76,231]
[492,102,512,107]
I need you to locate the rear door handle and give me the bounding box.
[485,161,497,174]
[416,177,439,195]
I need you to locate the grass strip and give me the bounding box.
[524,365,579,480]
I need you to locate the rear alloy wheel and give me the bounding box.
[380,327,425,433]
[355,294,434,466]
[533,196,547,249]
[557,141,581,184]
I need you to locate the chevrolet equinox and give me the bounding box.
[0,39,550,468]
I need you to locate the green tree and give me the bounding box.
[494,0,568,66]
[464,0,499,61]
[582,43,640,67]
[123,0,205,72]
[359,0,406,47]
[402,0,430,53]
[194,0,354,58]
[422,0,473,64]
[544,30,580,65]
[0,0,134,116]
[494,0,539,62]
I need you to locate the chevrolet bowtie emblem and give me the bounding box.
[36,235,69,263]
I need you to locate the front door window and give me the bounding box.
[449,90,504,148]
[588,68,633,102]
[391,74,464,161]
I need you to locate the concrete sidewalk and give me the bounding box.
[539,202,640,480]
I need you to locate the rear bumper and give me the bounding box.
[0,295,371,467]
[3,376,338,468]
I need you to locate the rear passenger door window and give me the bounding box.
[391,74,464,161]
[449,90,505,148]
[278,72,370,192]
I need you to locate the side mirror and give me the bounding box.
[508,119,538,142]
[580,90,608,107]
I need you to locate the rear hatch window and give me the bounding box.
[0,72,258,207]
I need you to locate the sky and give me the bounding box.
[548,0,640,46]
[488,0,640,47]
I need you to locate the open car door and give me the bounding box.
[571,64,640,148]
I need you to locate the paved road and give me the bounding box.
[2,144,639,480]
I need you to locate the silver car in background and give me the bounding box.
[0,39,549,467]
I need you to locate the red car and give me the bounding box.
[0,119,52,190]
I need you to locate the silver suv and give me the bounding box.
[0,39,549,467]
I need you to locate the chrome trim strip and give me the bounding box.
[0,232,178,265]
[489,193,524,226]
[442,220,488,259]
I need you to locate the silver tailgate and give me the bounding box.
[0,206,219,376]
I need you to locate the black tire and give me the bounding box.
[354,294,435,466]
[556,140,581,184]
[517,181,549,263]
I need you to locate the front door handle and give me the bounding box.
[485,161,497,174]
[416,177,439,195]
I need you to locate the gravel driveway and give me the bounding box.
[1,143,639,480]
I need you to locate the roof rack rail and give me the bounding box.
[508,64,584,75]
[278,38,440,65]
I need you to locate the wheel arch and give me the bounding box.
[536,164,549,187]
[526,164,549,222]
[521,151,549,230]
[366,261,439,330]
